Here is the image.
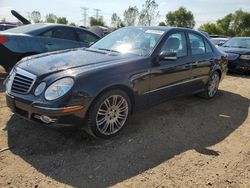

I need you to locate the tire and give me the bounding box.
[199,71,220,99]
[86,89,131,138]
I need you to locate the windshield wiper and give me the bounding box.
[97,48,120,53]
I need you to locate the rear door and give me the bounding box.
[148,31,192,104]
[40,27,81,52]
[187,32,214,90]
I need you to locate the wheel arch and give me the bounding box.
[87,84,135,115]
[211,66,222,80]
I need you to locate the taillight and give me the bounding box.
[0,35,9,44]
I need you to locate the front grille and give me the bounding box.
[10,67,36,94]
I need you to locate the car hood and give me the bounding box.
[17,48,142,76]
[218,47,250,55]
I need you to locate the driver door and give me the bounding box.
[148,31,193,105]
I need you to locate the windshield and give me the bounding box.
[222,38,250,49]
[1,24,46,34]
[91,27,165,56]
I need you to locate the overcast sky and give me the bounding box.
[0,0,250,28]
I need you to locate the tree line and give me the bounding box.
[26,0,250,37]
[28,11,74,25]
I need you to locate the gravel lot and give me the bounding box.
[0,74,249,188]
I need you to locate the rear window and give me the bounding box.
[205,40,213,53]
[188,33,206,55]
[41,27,77,41]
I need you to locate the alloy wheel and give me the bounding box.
[208,73,220,97]
[96,95,129,135]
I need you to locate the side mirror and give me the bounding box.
[159,51,177,61]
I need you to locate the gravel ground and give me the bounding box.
[0,74,249,188]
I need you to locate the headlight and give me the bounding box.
[44,77,74,101]
[240,55,250,60]
[34,82,46,96]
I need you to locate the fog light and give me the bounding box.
[40,115,56,124]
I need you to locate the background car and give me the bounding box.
[0,23,17,31]
[211,38,229,47]
[218,37,250,74]
[0,23,101,73]
[5,26,228,138]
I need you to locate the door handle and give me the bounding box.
[46,43,53,46]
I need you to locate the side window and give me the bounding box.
[188,33,205,55]
[161,32,187,57]
[41,27,76,41]
[76,29,99,44]
[52,27,76,41]
[205,40,213,53]
[41,30,53,38]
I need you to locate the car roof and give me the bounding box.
[27,23,92,31]
[231,37,250,39]
[128,26,205,35]
[131,26,193,32]
[211,38,229,40]
[1,23,100,37]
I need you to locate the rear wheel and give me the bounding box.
[86,90,131,138]
[199,71,220,99]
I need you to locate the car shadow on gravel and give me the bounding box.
[5,90,249,188]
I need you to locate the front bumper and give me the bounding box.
[6,92,87,127]
[228,59,250,74]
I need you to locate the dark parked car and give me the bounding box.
[211,38,229,47]
[0,23,101,72]
[5,26,228,138]
[219,37,250,74]
[0,23,17,31]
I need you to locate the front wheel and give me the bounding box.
[199,71,220,99]
[86,90,131,138]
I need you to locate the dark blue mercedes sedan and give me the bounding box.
[5,26,228,138]
[219,37,250,75]
[0,23,100,72]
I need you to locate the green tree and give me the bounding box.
[29,11,41,23]
[159,22,166,26]
[138,0,159,26]
[200,9,250,37]
[45,14,57,23]
[69,22,76,26]
[199,23,224,35]
[111,13,123,28]
[230,10,250,36]
[57,17,68,24]
[217,14,233,36]
[89,16,105,26]
[123,6,139,26]
[165,7,195,28]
